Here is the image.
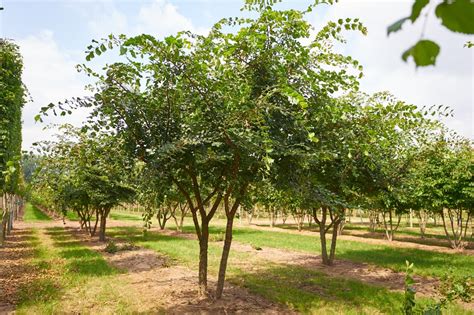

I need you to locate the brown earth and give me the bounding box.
[0,227,52,314]
[64,225,294,314]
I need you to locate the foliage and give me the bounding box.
[388,0,474,67]
[0,39,26,194]
[403,261,473,314]
[32,126,135,240]
[403,261,416,315]
[104,240,119,254]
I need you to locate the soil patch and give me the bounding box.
[65,226,292,314]
[0,228,38,313]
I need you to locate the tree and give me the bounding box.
[33,126,135,241]
[43,0,369,297]
[412,131,473,248]
[387,0,474,67]
[0,39,26,244]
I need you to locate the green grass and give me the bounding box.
[108,226,471,314]
[64,211,79,221]
[177,225,474,280]
[16,227,119,314]
[109,211,143,221]
[22,203,51,222]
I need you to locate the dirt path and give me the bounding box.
[0,227,38,313]
[157,229,442,297]
[64,225,293,314]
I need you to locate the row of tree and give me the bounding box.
[0,39,26,245]
[31,0,472,299]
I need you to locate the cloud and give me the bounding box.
[88,6,128,37]
[18,30,90,150]
[87,0,208,39]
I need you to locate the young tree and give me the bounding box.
[43,0,367,297]
[413,132,473,249]
[33,126,135,241]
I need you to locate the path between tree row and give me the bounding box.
[2,218,473,313]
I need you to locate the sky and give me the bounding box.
[0,0,472,150]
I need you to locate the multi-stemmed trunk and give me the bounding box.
[269,206,276,227]
[171,203,188,232]
[382,209,401,241]
[369,210,378,232]
[292,211,305,231]
[440,208,471,249]
[313,206,343,266]
[418,209,428,238]
[157,206,173,230]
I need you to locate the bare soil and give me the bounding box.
[157,229,440,297]
[66,225,293,314]
[0,228,38,313]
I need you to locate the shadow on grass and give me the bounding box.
[233,265,404,313]
[181,224,474,279]
[45,227,118,277]
[66,258,117,276]
[340,246,474,277]
[17,278,62,307]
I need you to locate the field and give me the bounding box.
[1,204,472,314]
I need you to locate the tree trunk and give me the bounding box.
[247,209,253,225]
[313,207,335,265]
[383,210,401,241]
[418,210,427,238]
[329,219,340,263]
[441,208,469,249]
[270,207,275,228]
[91,209,99,236]
[198,222,209,296]
[216,215,234,299]
[99,208,110,242]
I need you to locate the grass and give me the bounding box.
[109,211,143,221]
[15,227,121,314]
[108,226,471,314]
[178,225,474,279]
[22,203,51,222]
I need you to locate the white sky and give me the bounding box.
[0,0,472,150]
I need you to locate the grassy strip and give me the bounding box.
[109,211,143,221]
[15,227,120,314]
[109,226,470,314]
[178,225,474,280]
[22,203,52,222]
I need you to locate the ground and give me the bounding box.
[0,204,472,314]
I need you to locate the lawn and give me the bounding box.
[22,203,51,222]
[178,225,474,279]
[15,227,124,314]
[108,226,471,314]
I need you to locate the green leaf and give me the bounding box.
[435,0,474,34]
[410,0,430,22]
[402,40,440,67]
[34,114,42,122]
[387,17,409,35]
